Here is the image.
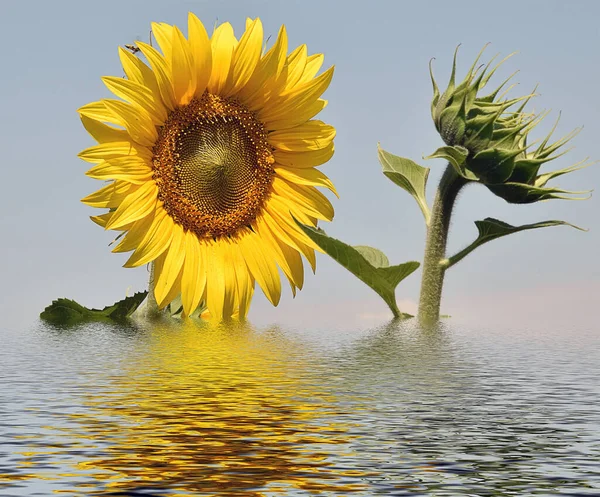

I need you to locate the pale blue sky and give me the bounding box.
[1,0,598,328]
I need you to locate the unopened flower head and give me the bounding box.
[428,46,592,203]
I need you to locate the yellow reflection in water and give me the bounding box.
[41,320,370,495]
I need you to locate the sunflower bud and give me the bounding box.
[428,46,592,203]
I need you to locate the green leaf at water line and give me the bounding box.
[40,291,148,325]
[296,222,420,319]
[378,145,431,224]
[443,218,586,268]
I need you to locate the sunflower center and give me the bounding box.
[152,93,274,238]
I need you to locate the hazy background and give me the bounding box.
[1,0,598,330]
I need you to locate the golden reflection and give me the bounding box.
[8,320,373,495]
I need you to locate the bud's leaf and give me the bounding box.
[40,291,149,325]
[378,145,431,224]
[446,218,585,268]
[535,158,595,188]
[469,147,523,184]
[425,145,477,181]
[295,222,419,319]
[487,182,592,204]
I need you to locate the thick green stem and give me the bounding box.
[418,165,467,326]
[132,262,161,319]
[146,262,160,314]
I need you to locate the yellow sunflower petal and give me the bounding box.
[231,244,254,319]
[81,180,137,208]
[260,67,333,129]
[256,216,304,293]
[237,231,281,306]
[222,18,263,97]
[153,250,184,310]
[271,178,334,221]
[103,100,157,147]
[171,26,196,105]
[136,41,177,111]
[268,120,335,151]
[78,141,152,164]
[118,47,163,102]
[112,207,157,253]
[273,141,334,168]
[124,207,174,268]
[263,200,319,270]
[104,181,157,230]
[298,53,324,85]
[80,115,128,144]
[221,242,238,318]
[283,45,308,91]
[188,13,212,97]
[154,222,186,306]
[157,266,184,311]
[85,156,153,184]
[102,76,167,124]
[238,25,288,109]
[207,22,237,94]
[78,101,123,127]
[150,22,174,60]
[266,99,328,132]
[273,166,338,197]
[181,230,207,317]
[205,240,227,320]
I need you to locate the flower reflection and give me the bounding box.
[46,320,368,494]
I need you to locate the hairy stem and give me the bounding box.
[132,262,162,319]
[418,165,467,326]
[146,262,159,314]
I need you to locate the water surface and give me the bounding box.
[1,319,599,495]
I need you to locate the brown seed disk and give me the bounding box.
[152,92,274,238]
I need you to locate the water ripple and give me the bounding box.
[0,319,598,495]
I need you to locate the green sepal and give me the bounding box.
[438,98,467,145]
[534,158,595,188]
[378,144,431,224]
[424,145,477,181]
[469,146,524,184]
[487,182,592,204]
[445,218,586,268]
[296,222,419,319]
[40,291,148,325]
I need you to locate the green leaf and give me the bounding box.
[469,146,523,184]
[378,145,431,224]
[487,182,592,204]
[445,218,586,268]
[296,222,420,318]
[424,145,477,181]
[40,291,148,325]
[100,292,149,320]
[353,245,389,268]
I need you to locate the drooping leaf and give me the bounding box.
[40,291,148,325]
[39,298,92,326]
[378,145,431,224]
[445,218,586,268]
[296,222,419,318]
[100,291,149,320]
[424,145,477,181]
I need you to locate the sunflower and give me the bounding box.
[79,14,336,320]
